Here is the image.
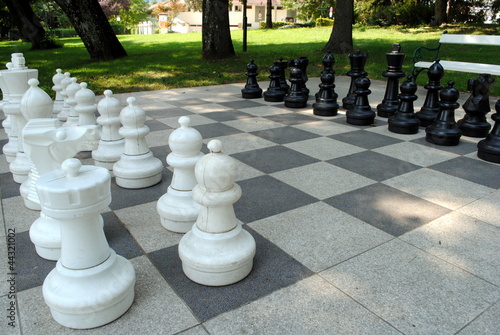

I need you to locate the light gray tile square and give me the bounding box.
[182,103,234,114]
[271,162,375,200]
[114,201,183,253]
[291,119,359,136]
[16,255,199,334]
[249,202,393,272]
[204,275,401,335]
[205,133,275,155]
[2,196,40,233]
[224,117,284,132]
[145,128,172,148]
[373,141,459,167]
[239,105,291,117]
[284,137,366,161]
[321,239,500,335]
[157,114,215,128]
[458,190,500,227]
[401,211,500,286]
[457,299,500,335]
[0,154,10,174]
[383,168,496,210]
[1,294,20,334]
[364,122,425,141]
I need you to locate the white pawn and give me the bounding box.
[157,116,203,233]
[1,62,14,162]
[75,82,97,126]
[57,72,71,122]
[39,158,135,329]
[51,69,65,118]
[19,78,54,210]
[113,97,163,188]
[178,139,256,286]
[92,90,124,170]
[26,122,100,259]
[62,77,81,127]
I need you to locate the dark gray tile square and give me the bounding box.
[329,130,402,149]
[235,175,318,223]
[232,146,319,174]
[15,231,56,292]
[264,113,319,126]
[429,156,500,189]
[250,126,320,144]
[327,151,422,182]
[324,183,450,236]
[219,100,266,109]
[150,145,170,160]
[109,168,172,210]
[147,107,193,119]
[102,211,145,259]
[193,123,243,139]
[411,137,478,155]
[147,226,313,322]
[0,172,19,199]
[203,110,253,122]
[145,119,171,132]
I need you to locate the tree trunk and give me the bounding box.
[4,0,48,49]
[54,0,127,61]
[432,0,448,26]
[202,0,235,59]
[265,0,273,28]
[323,0,354,54]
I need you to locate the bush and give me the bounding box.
[259,21,291,29]
[110,23,130,35]
[50,29,78,38]
[315,18,333,27]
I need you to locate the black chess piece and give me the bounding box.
[342,50,368,110]
[457,73,495,138]
[264,62,286,102]
[315,50,335,100]
[284,62,308,108]
[289,57,310,97]
[388,76,420,134]
[426,81,462,146]
[313,72,339,116]
[477,99,500,163]
[346,75,375,125]
[276,58,290,94]
[241,60,263,99]
[416,59,444,127]
[377,44,406,118]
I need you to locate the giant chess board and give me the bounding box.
[1,77,500,334]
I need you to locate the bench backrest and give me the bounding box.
[439,34,500,46]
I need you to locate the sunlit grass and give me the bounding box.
[0,24,498,97]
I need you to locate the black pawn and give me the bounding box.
[477,99,500,163]
[426,81,462,146]
[416,59,444,127]
[342,50,368,110]
[315,50,335,100]
[241,60,262,99]
[284,63,307,108]
[289,57,310,97]
[377,44,406,118]
[457,73,495,138]
[264,62,286,102]
[313,72,339,116]
[388,76,420,134]
[276,58,290,94]
[346,75,375,125]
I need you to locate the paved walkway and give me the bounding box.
[1,76,499,334]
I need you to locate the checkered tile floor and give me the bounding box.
[1,77,500,334]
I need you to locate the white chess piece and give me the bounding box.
[113,97,163,188]
[62,77,81,127]
[39,158,135,329]
[25,122,100,259]
[1,62,15,162]
[57,72,71,122]
[3,53,38,183]
[178,139,256,286]
[51,69,65,118]
[75,82,98,126]
[157,116,203,233]
[92,89,124,170]
[19,78,54,210]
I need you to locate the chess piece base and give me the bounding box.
[29,213,61,260]
[284,99,307,108]
[2,139,17,163]
[43,250,135,329]
[477,138,500,163]
[388,123,420,134]
[457,120,491,138]
[157,187,201,233]
[426,132,461,146]
[346,109,375,126]
[241,90,262,99]
[92,139,125,171]
[179,223,256,286]
[313,102,339,117]
[9,152,31,183]
[263,91,285,102]
[113,152,163,189]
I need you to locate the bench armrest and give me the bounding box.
[411,31,448,79]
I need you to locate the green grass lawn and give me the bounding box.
[1,24,499,97]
